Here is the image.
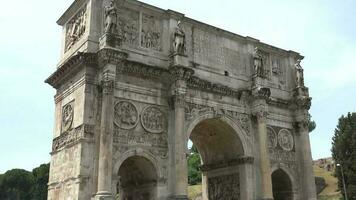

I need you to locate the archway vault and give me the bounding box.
[185,113,253,157]
[186,114,254,200]
[271,167,296,200]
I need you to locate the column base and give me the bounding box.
[94,191,114,200]
[169,195,189,200]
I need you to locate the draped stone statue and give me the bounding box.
[173,21,186,55]
[253,47,263,77]
[295,59,304,87]
[105,0,118,33]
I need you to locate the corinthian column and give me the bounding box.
[95,66,116,200]
[253,106,274,200]
[295,111,317,200]
[169,66,193,200]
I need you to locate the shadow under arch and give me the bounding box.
[185,113,254,199]
[113,149,161,200]
[271,166,296,200]
[185,113,252,156]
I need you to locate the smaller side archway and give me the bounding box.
[116,155,158,200]
[271,168,294,200]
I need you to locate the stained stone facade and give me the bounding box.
[45,0,316,200]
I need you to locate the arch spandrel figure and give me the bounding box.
[105,0,118,34]
[173,21,186,55]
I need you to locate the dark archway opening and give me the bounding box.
[272,169,293,200]
[188,118,244,200]
[117,156,157,200]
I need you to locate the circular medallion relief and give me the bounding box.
[62,104,74,132]
[278,129,294,151]
[267,127,277,148]
[114,101,139,129]
[141,106,166,133]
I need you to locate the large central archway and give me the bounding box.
[117,156,158,200]
[186,116,251,200]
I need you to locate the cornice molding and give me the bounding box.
[45,52,97,89]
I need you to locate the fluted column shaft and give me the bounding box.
[169,66,193,200]
[253,102,273,200]
[96,66,116,200]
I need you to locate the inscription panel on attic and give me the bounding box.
[193,28,248,75]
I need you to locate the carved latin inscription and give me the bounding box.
[65,6,87,51]
[62,103,74,132]
[278,129,294,151]
[141,106,166,133]
[114,101,139,129]
[208,173,240,200]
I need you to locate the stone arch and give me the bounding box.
[271,166,296,200]
[113,148,162,178]
[185,113,254,199]
[185,113,252,156]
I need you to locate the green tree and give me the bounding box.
[32,163,50,200]
[308,116,316,132]
[0,169,34,200]
[331,112,356,200]
[188,145,202,185]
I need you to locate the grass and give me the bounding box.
[188,184,202,200]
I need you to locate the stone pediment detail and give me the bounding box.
[52,124,95,153]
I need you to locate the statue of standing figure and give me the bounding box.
[105,0,118,34]
[253,47,263,77]
[295,59,304,87]
[173,21,186,55]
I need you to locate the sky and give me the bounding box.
[0,0,355,173]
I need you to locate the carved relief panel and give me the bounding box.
[117,7,139,46]
[61,102,74,133]
[113,99,168,160]
[141,13,162,51]
[268,126,297,172]
[65,6,87,52]
[114,101,139,130]
[208,173,240,200]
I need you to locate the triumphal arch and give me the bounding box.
[46,0,317,199]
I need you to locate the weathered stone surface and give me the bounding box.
[46,0,316,200]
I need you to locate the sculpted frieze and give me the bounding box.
[187,76,244,99]
[113,129,168,148]
[208,173,240,200]
[114,101,139,130]
[65,6,87,52]
[52,124,95,152]
[269,148,297,172]
[141,106,166,134]
[62,102,74,133]
[117,61,164,80]
[141,14,162,51]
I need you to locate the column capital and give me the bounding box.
[252,101,268,122]
[169,65,194,82]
